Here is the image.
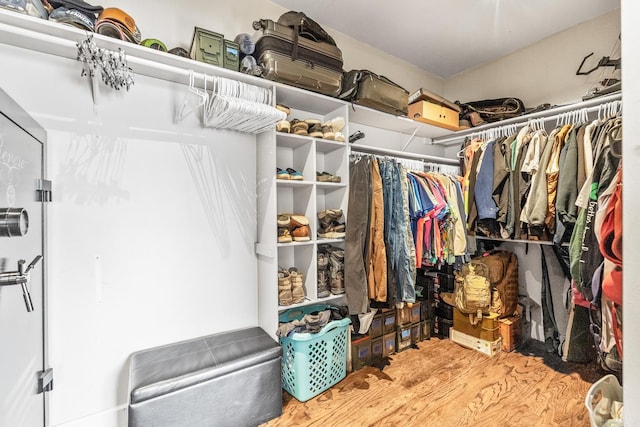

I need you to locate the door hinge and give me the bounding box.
[36,179,52,202]
[38,368,53,393]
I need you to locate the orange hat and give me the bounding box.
[96,7,141,44]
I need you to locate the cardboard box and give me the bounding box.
[408,100,460,131]
[453,309,500,342]
[499,307,524,352]
[450,328,502,357]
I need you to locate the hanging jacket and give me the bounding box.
[492,135,512,229]
[525,127,560,236]
[544,124,573,235]
[520,130,549,226]
[554,124,581,243]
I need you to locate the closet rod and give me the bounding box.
[349,144,459,166]
[431,92,622,146]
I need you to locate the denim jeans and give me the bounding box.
[380,160,415,304]
[345,156,371,314]
[475,140,499,220]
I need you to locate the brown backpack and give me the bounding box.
[474,250,519,318]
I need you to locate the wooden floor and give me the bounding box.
[262,337,604,427]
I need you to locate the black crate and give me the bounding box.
[396,324,412,352]
[421,299,435,321]
[351,335,371,371]
[371,336,383,362]
[421,320,431,341]
[432,316,453,338]
[434,300,454,320]
[369,312,383,338]
[382,309,396,334]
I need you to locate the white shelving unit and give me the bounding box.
[257,88,351,337]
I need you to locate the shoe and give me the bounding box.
[322,116,345,133]
[276,168,290,180]
[291,119,308,135]
[277,214,291,227]
[278,269,293,306]
[308,123,323,138]
[328,249,345,295]
[316,171,333,182]
[289,214,309,228]
[324,171,341,183]
[317,252,330,298]
[321,125,335,140]
[304,118,322,126]
[285,167,303,181]
[291,225,310,241]
[334,132,346,143]
[276,103,291,116]
[289,267,305,304]
[278,227,292,243]
[276,120,290,133]
[318,223,345,239]
[318,209,342,223]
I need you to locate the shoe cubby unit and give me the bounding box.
[258,86,349,337]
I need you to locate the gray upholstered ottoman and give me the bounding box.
[128,327,282,427]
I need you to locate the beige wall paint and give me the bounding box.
[443,9,620,108]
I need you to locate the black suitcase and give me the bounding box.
[253,18,343,97]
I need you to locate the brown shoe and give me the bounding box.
[291,225,310,241]
[289,214,309,228]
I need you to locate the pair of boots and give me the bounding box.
[318,244,344,296]
[278,267,305,306]
[318,209,346,239]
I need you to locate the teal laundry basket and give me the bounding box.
[279,304,351,402]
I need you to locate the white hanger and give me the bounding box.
[176,70,210,123]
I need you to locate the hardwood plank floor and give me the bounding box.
[262,336,604,427]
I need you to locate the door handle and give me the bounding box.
[0,255,43,312]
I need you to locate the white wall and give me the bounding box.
[0,41,259,426]
[621,0,639,423]
[443,9,621,108]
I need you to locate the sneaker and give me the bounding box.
[289,267,305,303]
[334,132,346,143]
[291,225,310,241]
[308,123,323,138]
[317,252,330,298]
[285,167,303,181]
[276,168,290,180]
[278,269,293,306]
